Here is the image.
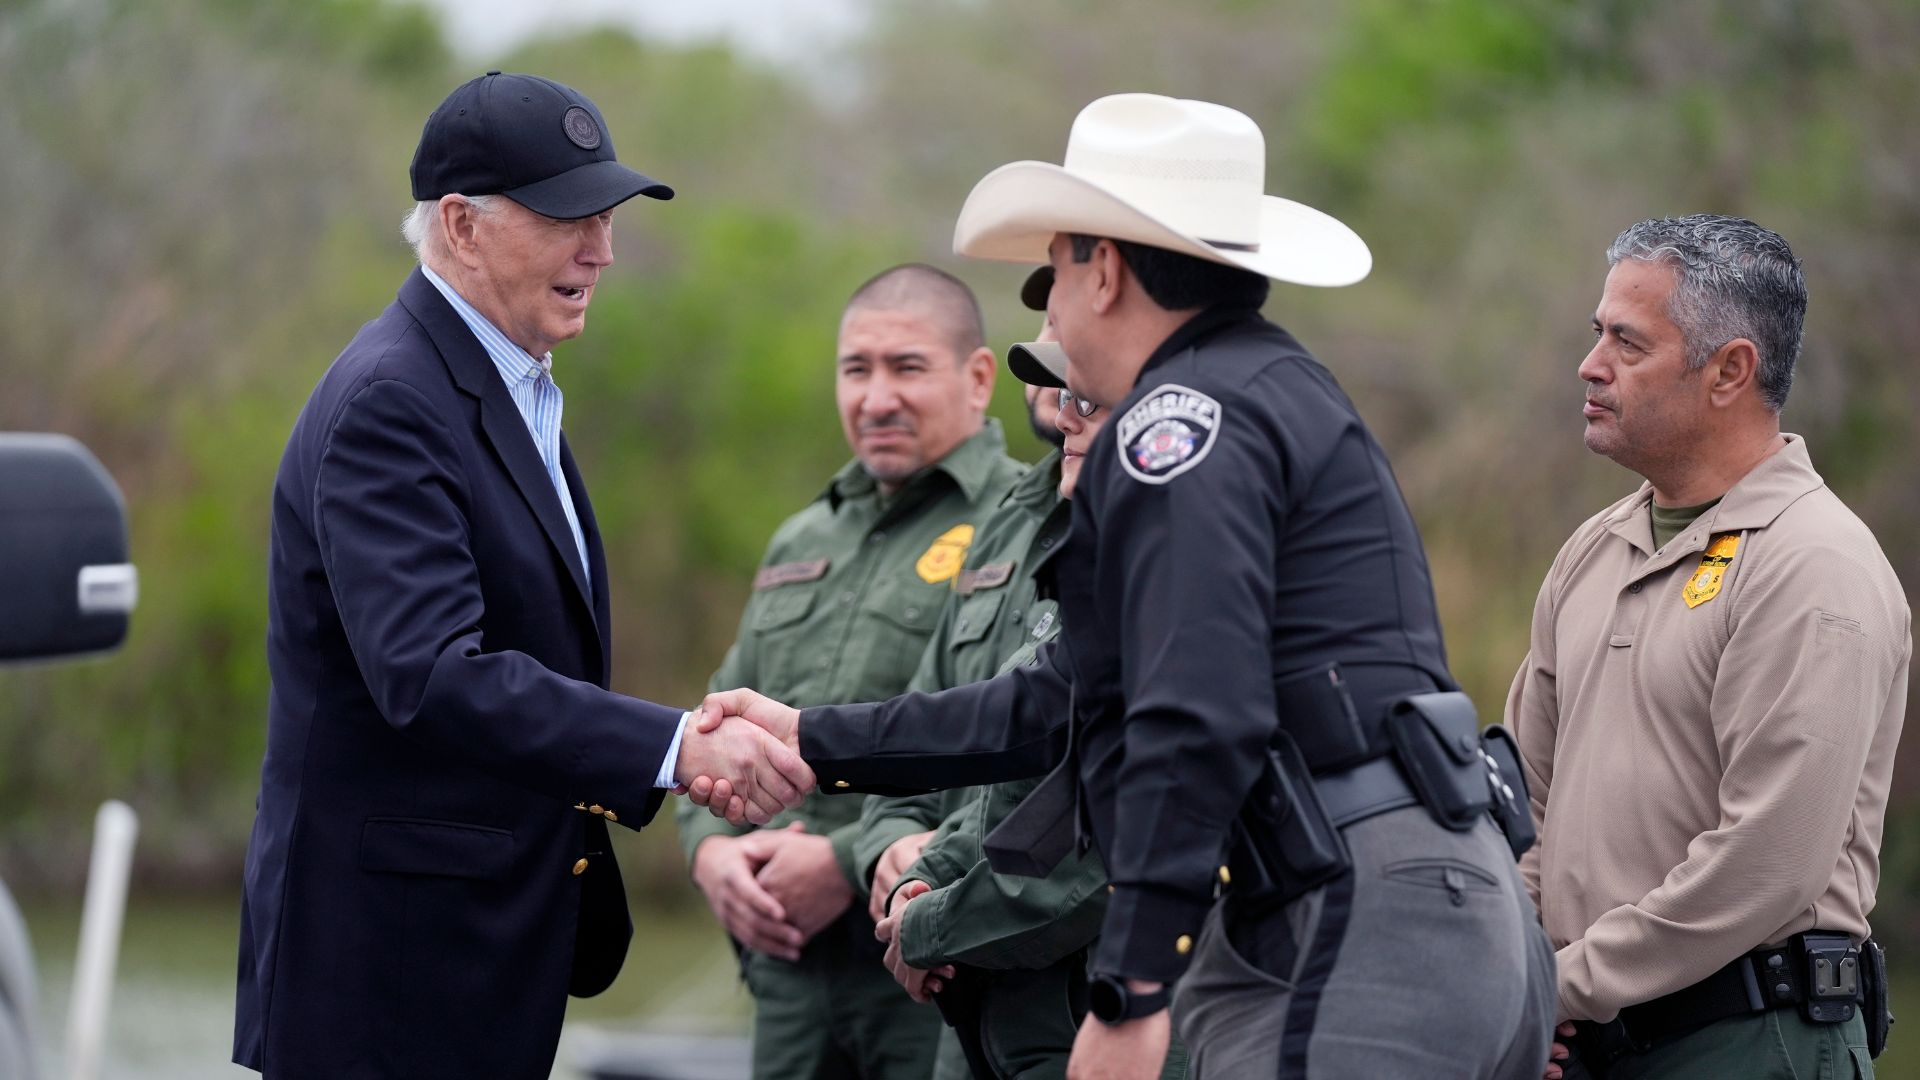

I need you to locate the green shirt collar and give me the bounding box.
[1649,496,1722,551]
[1001,448,1064,509]
[824,419,1010,510]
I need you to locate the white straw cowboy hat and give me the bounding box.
[953,93,1371,288]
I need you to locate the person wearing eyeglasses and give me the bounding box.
[859,267,1188,1080]
[677,263,1025,1079]
[692,94,1555,1078]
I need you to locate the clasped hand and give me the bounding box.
[690,823,853,962]
[678,688,807,826]
[873,879,954,1003]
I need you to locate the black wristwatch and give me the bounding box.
[1088,973,1169,1025]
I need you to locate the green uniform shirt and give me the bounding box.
[677,422,1024,887]
[852,451,1070,877]
[849,451,1110,970]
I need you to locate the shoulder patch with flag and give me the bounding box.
[1116,383,1222,485]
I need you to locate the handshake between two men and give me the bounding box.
[674,688,807,827]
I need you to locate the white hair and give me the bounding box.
[400,194,503,262]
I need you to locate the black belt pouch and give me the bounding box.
[1238,731,1349,906]
[1480,723,1537,859]
[1863,938,1892,1058]
[1385,691,1490,831]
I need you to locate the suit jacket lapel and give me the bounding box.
[399,270,596,619]
[561,436,613,683]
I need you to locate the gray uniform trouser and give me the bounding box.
[1173,806,1556,1079]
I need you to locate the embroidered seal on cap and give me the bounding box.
[1116,383,1221,484]
[562,105,602,150]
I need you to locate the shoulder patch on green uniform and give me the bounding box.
[754,558,829,590]
[1117,383,1221,485]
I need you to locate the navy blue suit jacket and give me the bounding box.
[235,269,681,1078]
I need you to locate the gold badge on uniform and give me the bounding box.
[1682,533,1740,608]
[916,524,975,584]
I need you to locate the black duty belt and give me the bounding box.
[1311,755,1420,828]
[1574,932,1871,1067]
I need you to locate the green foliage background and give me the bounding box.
[2,0,1917,959]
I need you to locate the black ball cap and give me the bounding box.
[410,72,673,220]
[1021,265,1053,311]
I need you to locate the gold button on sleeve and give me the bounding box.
[588,804,605,815]
[834,780,850,789]
[1218,865,1231,885]
[572,858,589,876]
[602,810,618,823]
[1175,934,1193,955]
[573,802,587,811]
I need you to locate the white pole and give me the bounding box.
[66,800,138,1080]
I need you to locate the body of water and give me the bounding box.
[17,893,747,1079]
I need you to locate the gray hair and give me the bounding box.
[400,194,502,262]
[1606,214,1807,413]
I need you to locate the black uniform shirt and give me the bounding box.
[802,306,1452,983]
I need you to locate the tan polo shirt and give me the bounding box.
[1506,435,1911,1023]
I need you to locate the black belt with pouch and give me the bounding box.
[1574,932,1892,1071]
[1271,663,1535,858]
[985,664,1537,892]
[1385,690,1536,859]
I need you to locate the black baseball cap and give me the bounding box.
[1021,265,1053,311]
[410,72,673,220]
[1007,340,1068,388]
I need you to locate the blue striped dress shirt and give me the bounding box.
[420,266,590,592]
[420,267,689,786]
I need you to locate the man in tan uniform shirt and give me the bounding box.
[1510,215,1909,1080]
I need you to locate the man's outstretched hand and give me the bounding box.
[673,707,813,826]
[682,689,807,822]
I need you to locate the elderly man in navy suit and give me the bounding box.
[233,72,812,1079]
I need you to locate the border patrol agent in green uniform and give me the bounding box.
[689,96,1554,1080]
[861,275,1188,1080]
[879,326,1182,1076]
[679,265,1024,1079]
[852,272,1073,906]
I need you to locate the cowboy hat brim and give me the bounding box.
[953,160,1371,288]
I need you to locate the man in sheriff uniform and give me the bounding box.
[858,271,1189,1080]
[678,263,1024,1079]
[692,94,1556,1080]
[1516,215,1908,1080]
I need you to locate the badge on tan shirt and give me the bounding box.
[1682,534,1740,608]
[916,524,975,584]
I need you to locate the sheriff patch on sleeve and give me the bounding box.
[1116,383,1222,485]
